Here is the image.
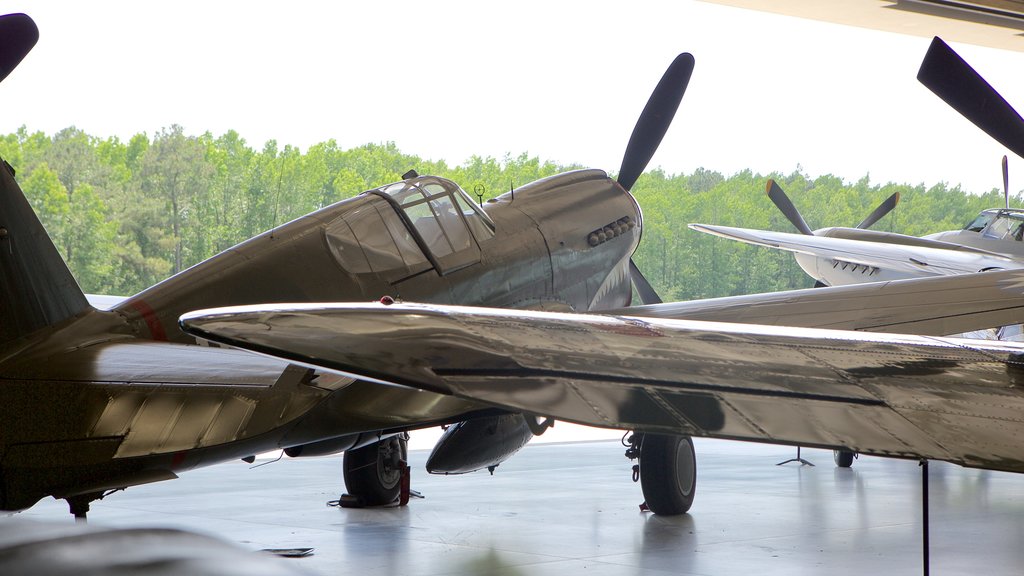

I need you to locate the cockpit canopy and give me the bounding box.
[372,175,494,258]
[964,208,1024,241]
[324,175,494,282]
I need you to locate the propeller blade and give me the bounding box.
[629,259,662,305]
[766,179,814,235]
[1003,155,1010,209]
[617,53,695,191]
[856,192,900,229]
[0,14,38,85]
[917,36,1024,161]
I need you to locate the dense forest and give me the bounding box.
[0,126,1013,301]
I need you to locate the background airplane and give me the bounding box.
[8,11,1024,520]
[691,37,1024,288]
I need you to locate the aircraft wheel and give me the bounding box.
[343,435,407,505]
[640,434,696,515]
[834,449,856,468]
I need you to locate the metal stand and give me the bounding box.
[921,459,930,576]
[777,446,814,466]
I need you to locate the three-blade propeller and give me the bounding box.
[621,53,695,305]
[766,178,899,236]
[770,35,1024,239]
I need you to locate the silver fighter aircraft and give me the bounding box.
[5,13,1024,520]
[692,37,1024,288]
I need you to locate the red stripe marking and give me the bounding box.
[171,451,187,469]
[128,299,168,341]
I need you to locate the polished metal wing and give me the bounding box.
[181,291,1024,474]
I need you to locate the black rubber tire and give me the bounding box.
[834,449,855,468]
[343,436,407,506]
[639,434,696,515]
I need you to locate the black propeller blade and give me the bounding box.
[629,259,662,305]
[617,53,695,191]
[917,36,1024,161]
[856,192,900,229]
[0,13,38,85]
[768,179,897,235]
[622,53,694,305]
[766,179,814,235]
[1003,155,1010,209]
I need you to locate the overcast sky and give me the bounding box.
[3,0,1024,195]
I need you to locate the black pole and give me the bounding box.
[921,459,929,576]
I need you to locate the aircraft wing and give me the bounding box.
[616,268,1024,336]
[819,226,1009,256]
[689,223,1024,277]
[181,299,1024,474]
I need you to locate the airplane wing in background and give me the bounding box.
[180,282,1024,474]
[689,223,1024,277]
[618,268,1024,336]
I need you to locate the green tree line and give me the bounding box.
[0,126,1010,301]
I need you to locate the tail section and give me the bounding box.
[0,159,89,347]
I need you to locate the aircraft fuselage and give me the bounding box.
[0,169,641,511]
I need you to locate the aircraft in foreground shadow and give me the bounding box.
[5,14,1024,520]
[691,37,1024,288]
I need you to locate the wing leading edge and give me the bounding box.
[688,223,1023,277]
[618,268,1024,336]
[182,301,1024,474]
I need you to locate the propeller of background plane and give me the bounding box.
[918,36,1024,163]
[0,14,38,85]
[919,36,1024,211]
[618,53,695,305]
[771,35,1024,240]
[766,178,900,236]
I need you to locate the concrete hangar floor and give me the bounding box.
[10,436,1024,575]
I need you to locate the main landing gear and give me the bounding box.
[64,490,117,522]
[625,432,696,515]
[339,433,411,507]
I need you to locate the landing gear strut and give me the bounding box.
[65,491,106,522]
[626,432,696,515]
[341,433,409,507]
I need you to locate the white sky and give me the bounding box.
[2,0,1023,194]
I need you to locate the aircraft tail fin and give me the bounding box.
[0,158,89,347]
